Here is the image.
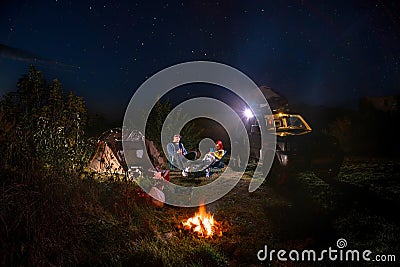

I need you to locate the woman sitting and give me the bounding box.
[202,140,225,177]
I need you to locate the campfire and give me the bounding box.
[182,204,222,238]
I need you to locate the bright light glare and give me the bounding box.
[244,108,254,119]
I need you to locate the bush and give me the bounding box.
[0,65,92,179]
[145,99,204,154]
[0,65,98,265]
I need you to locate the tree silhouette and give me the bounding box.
[145,99,203,156]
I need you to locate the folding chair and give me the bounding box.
[206,150,227,177]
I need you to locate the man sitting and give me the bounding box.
[166,134,197,177]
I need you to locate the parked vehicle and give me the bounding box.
[249,112,344,184]
[231,86,344,184]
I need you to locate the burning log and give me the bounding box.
[181,204,222,238]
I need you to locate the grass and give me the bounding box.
[2,157,399,266]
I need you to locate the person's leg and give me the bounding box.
[205,167,210,178]
[171,154,185,170]
[179,151,198,174]
[202,154,216,178]
[202,153,215,165]
[175,155,190,177]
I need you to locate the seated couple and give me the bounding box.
[167,134,225,177]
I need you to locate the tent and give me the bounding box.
[89,128,165,175]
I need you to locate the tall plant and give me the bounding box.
[0,65,91,180]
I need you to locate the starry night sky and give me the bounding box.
[1,0,400,118]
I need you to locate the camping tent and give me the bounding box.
[89,128,165,175]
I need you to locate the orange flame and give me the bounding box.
[182,204,221,238]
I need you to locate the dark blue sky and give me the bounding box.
[1,0,399,117]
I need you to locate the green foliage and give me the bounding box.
[0,65,102,266]
[145,99,203,152]
[0,65,92,178]
[0,105,16,143]
[145,99,172,149]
